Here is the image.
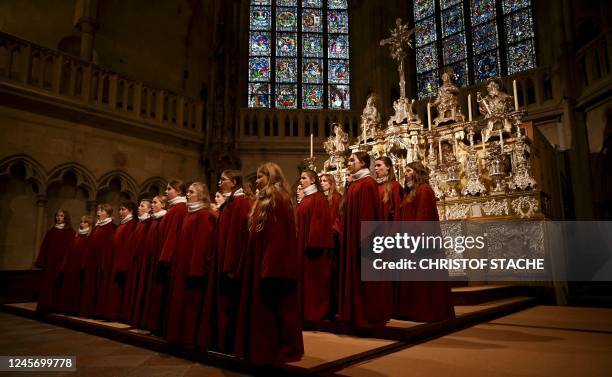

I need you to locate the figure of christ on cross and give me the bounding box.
[380,18,414,99]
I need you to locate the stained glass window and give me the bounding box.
[502,0,535,74]
[413,0,536,98]
[248,0,350,109]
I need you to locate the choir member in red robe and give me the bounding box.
[79,204,116,317]
[297,169,334,322]
[58,215,93,314]
[165,182,217,345]
[394,161,455,322]
[35,209,75,312]
[133,195,167,329]
[235,162,303,365]
[118,199,153,322]
[321,173,342,235]
[374,156,403,221]
[97,201,137,320]
[154,180,188,334]
[339,152,393,328]
[321,173,342,317]
[199,170,253,352]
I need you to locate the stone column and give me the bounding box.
[87,200,98,220]
[79,19,96,62]
[74,0,98,62]
[32,195,48,267]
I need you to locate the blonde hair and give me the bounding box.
[152,195,167,209]
[189,182,213,210]
[248,162,292,232]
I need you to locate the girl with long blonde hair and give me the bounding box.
[236,162,303,365]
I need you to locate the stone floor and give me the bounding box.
[0,312,249,377]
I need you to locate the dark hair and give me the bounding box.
[301,169,323,193]
[168,179,187,196]
[374,156,397,204]
[119,200,137,215]
[353,151,371,170]
[402,161,432,204]
[222,170,253,203]
[55,209,72,229]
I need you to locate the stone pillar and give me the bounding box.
[79,19,96,62]
[74,0,98,62]
[32,195,48,266]
[87,200,98,220]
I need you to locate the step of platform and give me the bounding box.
[451,284,527,305]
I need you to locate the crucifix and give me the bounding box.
[380,18,414,100]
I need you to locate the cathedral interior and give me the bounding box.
[1,0,611,376]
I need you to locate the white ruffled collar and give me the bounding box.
[168,196,187,206]
[224,188,244,198]
[55,223,65,229]
[95,217,113,227]
[78,227,90,235]
[152,209,167,219]
[352,168,371,181]
[138,213,151,221]
[120,214,134,224]
[187,201,205,213]
[303,184,318,196]
[376,175,389,184]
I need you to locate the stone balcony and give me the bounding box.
[0,32,205,148]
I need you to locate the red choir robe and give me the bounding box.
[394,183,455,322]
[199,194,253,352]
[378,180,402,221]
[35,226,75,312]
[297,190,334,322]
[79,221,116,317]
[327,191,342,316]
[339,175,393,328]
[152,201,187,333]
[235,190,303,365]
[58,232,90,313]
[133,213,164,330]
[165,207,217,345]
[328,192,342,235]
[118,216,153,322]
[97,217,137,320]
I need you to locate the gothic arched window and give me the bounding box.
[413,0,536,99]
[248,0,350,109]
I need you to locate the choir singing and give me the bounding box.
[34,156,455,365]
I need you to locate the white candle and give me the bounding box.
[310,133,314,158]
[481,131,486,152]
[427,103,432,130]
[513,80,519,111]
[468,94,472,121]
[499,130,504,150]
[438,140,443,163]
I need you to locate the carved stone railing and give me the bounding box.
[237,108,361,151]
[575,30,612,103]
[0,32,204,136]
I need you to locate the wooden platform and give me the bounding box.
[1,285,539,376]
